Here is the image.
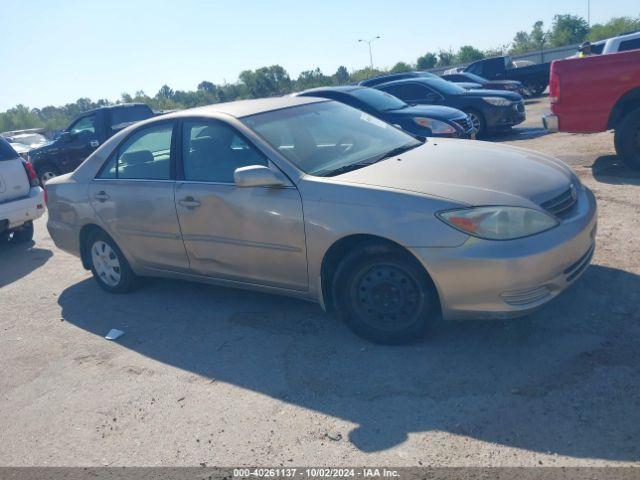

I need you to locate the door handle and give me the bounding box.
[90,140,100,148]
[93,191,110,202]
[179,197,201,208]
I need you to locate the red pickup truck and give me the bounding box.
[543,49,640,169]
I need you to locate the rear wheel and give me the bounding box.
[614,108,640,170]
[37,163,60,186]
[333,248,437,344]
[11,222,34,243]
[87,231,138,293]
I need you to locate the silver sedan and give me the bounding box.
[46,97,597,344]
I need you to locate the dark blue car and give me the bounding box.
[295,86,475,139]
[371,76,525,137]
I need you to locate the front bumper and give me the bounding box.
[0,187,46,231]
[486,102,526,130]
[410,186,597,321]
[542,114,559,132]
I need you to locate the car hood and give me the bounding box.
[389,105,466,121]
[333,139,573,207]
[486,80,522,87]
[458,89,522,101]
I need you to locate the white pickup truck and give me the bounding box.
[0,137,45,244]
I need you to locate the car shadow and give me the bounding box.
[0,240,53,287]
[592,155,640,185]
[485,127,550,143]
[58,264,640,460]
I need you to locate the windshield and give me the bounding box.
[350,88,407,111]
[243,101,421,176]
[0,137,19,161]
[427,78,467,95]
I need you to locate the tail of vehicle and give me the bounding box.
[0,140,31,203]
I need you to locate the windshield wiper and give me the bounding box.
[372,142,421,161]
[319,142,421,177]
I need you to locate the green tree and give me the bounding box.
[456,45,485,63]
[588,16,640,42]
[436,50,455,67]
[295,68,331,90]
[239,65,292,98]
[334,65,350,85]
[547,14,589,47]
[390,61,413,73]
[416,52,437,70]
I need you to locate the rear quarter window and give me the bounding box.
[109,106,154,130]
[0,137,18,161]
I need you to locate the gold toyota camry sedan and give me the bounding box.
[46,97,597,344]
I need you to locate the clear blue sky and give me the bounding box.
[1,0,638,111]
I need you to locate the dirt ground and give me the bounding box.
[1,98,639,467]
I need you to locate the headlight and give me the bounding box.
[437,206,559,240]
[413,117,457,134]
[482,97,513,107]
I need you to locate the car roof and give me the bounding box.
[296,86,362,96]
[359,71,436,87]
[160,96,326,120]
[374,77,440,88]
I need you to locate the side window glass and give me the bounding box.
[70,115,96,136]
[182,121,267,183]
[114,124,173,180]
[619,38,640,52]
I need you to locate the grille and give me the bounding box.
[564,243,595,282]
[453,116,473,132]
[541,187,577,219]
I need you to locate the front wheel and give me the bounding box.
[464,110,487,138]
[87,231,138,293]
[614,109,640,170]
[333,249,438,344]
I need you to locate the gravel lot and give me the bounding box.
[1,98,639,467]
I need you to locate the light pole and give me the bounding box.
[587,0,591,26]
[358,36,381,70]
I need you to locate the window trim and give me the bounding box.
[176,116,277,186]
[382,82,443,103]
[94,119,178,181]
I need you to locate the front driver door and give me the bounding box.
[174,119,308,291]
[64,113,100,171]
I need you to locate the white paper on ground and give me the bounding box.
[105,329,124,340]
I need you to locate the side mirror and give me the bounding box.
[234,165,285,188]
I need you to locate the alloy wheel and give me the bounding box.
[468,113,481,134]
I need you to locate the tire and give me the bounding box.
[614,108,640,170]
[464,109,487,138]
[11,222,34,244]
[332,247,438,344]
[36,163,60,186]
[86,230,138,293]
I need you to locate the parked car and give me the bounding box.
[294,86,475,139]
[0,137,45,244]
[572,31,640,57]
[465,56,550,97]
[369,76,525,137]
[6,132,49,159]
[543,49,640,169]
[360,71,482,90]
[28,103,154,185]
[46,97,596,344]
[440,72,525,96]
